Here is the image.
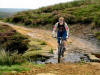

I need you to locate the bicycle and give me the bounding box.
[58,37,65,63]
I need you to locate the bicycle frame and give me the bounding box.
[58,37,65,63]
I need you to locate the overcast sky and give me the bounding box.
[0,0,74,9]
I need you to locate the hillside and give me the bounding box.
[4,0,100,26]
[4,0,100,40]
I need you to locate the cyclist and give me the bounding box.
[52,17,69,54]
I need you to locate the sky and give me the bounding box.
[0,0,74,9]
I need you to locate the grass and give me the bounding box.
[23,50,44,58]
[32,63,46,68]
[49,48,54,54]
[0,49,26,66]
[0,24,12,32]
[95,32,100,40]
[0,65,30,72]
[25,37,51,57]
[29,45,42,51]
[0,49,12,66]
[0,49,31,74]
[40,41,47,45]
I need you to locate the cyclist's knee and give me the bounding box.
[63,40,66,46]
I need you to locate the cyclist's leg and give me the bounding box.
[57,31,61,46]
[62,30,67,50]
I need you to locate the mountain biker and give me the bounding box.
[52,17,69,52]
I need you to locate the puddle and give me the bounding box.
[64,52,90,63]
[31,52,92,64]
[45,52,91,63]
[86,36,100,51]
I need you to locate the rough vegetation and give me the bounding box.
[4,0,100,39]
[0,49,26,66]
[0,24,29,53]
[1,0,100,74]
[95,32,100,40]
[0,24,30,74]
[4,0,100,28]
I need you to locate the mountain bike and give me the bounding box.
[58,37,65,63]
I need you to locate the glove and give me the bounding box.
[52,31,56,37]
[66,35,69,39]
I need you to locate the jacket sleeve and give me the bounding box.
[53,22,58,31]
[65,22,69,38]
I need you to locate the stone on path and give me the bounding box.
[36,73,56,75]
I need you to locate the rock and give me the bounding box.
[87,34,94,38]
[36,73,56,75]
[89,54,100,60]
[92,53,100,58]
[11,71,17,74]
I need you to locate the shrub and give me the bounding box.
[12,16,24,23]
[94,17,100,27]
[0,24,29,53]
[63,14,76,24]
[24,19,32,25]
[81,17,93,24]
[95,32,100,36]
[4,33,29,53]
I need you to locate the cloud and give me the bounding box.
[0,0,74,9]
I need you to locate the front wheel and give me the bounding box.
[58,47,62,63]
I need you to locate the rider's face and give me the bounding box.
[59,19,64,23]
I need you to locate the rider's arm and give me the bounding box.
[52,22,58,37]
[65,22,69,38]
[53,22,58,32]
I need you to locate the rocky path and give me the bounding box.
[0,21,100,75]
[0,22,97,53]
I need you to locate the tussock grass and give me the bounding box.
[0,49,26,66]
[49,48,54,54]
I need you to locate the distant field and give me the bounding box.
[0,12,13,18]
[0,8,29,18]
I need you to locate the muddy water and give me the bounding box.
[33,52,91,64]
[86,36,100,52]
[45,52,90,63]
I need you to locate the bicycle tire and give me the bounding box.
[58,46,62,63]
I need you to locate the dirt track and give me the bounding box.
[0,22,97,53]
[0,22,100,75]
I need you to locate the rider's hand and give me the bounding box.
[66,35,69,39]
[52,31,56,38]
